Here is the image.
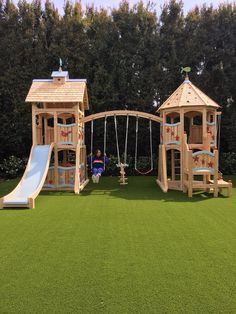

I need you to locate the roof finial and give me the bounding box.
[181,66,191,81]
[59,58,63,72]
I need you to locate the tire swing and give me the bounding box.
[114,114,129,185]
[135,116,153,175]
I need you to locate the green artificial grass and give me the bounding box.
[0,176,236,314]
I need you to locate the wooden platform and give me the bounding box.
[209,179,232,197]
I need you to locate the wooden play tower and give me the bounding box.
[157,74,232,197]
[26,68,90,193]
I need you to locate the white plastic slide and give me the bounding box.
[0,144,54,209]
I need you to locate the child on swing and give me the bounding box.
[88,149,109,183]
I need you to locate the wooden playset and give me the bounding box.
[0,68,232,208]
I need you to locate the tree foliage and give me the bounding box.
[0,0,236,159]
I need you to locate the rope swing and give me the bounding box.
[114,114,129,167]
[103,115,107,170]
[90,120,94,169]
[135,116,153,175]
[114,115,121,166]
[90,114,153,175]
[90,117,108,170]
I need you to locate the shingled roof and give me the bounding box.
[25,71,89,109]
[158,77,219,111]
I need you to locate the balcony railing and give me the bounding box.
[57,123,77,145]
[163,122,181,145]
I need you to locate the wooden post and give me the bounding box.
[162,112,166,144]
[213,149,218,197]
[162,145,168,191]
[158,145,161,181]
[54,112,59,187]
[202,108,207,149]
[74,104,80,193]
[32,104,37,145]
[74,144,80,194]
[180,108,184,190]
[188,150,193,197]
[171,149,175,181]
[44,114,48,145]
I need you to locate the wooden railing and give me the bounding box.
[163,122,180,145]
[191,150,218,173]
[57,123,77,145]
[44,166,76,188]
[207,121,217,146]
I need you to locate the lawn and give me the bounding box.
[0,176,236,314]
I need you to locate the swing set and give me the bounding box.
[1,68,232,209]
[88,111,157,183]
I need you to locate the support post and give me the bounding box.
[171,149,175,181]
[213,150,219,197]
[54,112,59,187]
[188,150,193,197]
[180,109,184,190]
[202,108,207,149]
[32,104,37,145]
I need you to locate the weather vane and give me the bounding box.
[181,66,191,80]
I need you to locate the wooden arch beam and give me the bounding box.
[81,110,162,123]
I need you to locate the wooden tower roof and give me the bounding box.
[26,70,89,109]
[158,76,219,112]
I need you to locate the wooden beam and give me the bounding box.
[81,110,162,124]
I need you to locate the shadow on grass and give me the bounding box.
[1,176,232,211]
[41,176,230,203]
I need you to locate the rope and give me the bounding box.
[124,115,129,166]
[103,116,107,170]
[135,116,153,175]
[114,115,121,166]
[90,120,93,169]
[217,114,222,174]
[135,115,138,170]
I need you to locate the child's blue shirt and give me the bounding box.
[88,156,109,169]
